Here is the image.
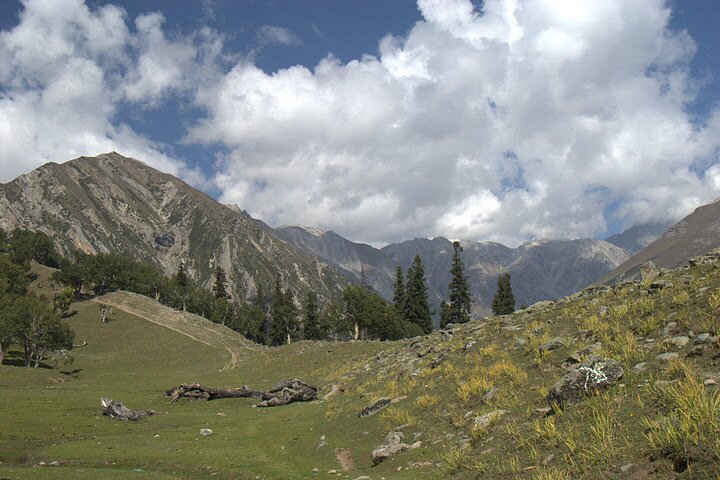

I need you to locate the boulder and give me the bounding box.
[473,410,507,429]
[547,356,623,409]
[370,432,421,465]
[539,337,565,353]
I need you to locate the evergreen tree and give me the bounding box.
[268,275,298,345]
[447,241,472,325]
[392,266,405,310]
[439,299,452,328]
[403,255,432,334]
[176,262,188,289]
[302,291,322,340]
[491,272,515,315]
[212,265,230,299]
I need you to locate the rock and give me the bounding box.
[632,362,648,374]
[358,398,391,418]
[473,410,507,429]
[640,261,659,283]
[371,432,421,465]
[547,356,623,409]
[533,407,552,416]
[686,345,705,358]
[430,352,448,369]
[649,280,673,291]
[670,336,690,348]
[48,461,61,466]
[539,337,565,353]
[620,463,636,473]
[662,322,678,336]
[598,305,608,318]
[200,428,213,436]
[481,387,498,403]
[656,352,679,363]
[694,333,711,344]
[704,379,717,386]
[565,342,603,366]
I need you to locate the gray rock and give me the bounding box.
[694,333,711,343]
[359,398,391,418]
[481,387,498,403]
[539,337,565,353]
[200,428,213,436]
[371,431,421,465]
[473,410,507,429]
[661,322,677,336]
[547,356,623,409]
[670,336,690,348]
[620,463,636,473]
[640,261,659,283]
[632,362,648,374]
[656,352,679,362]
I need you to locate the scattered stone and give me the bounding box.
[670,336,690,348]
[407,461,434,468]
[473,410,507,429]
[598,305,608,318]
[649,280,673,291]
[620,463,636,473]
[565,342,602,365]
[539,337,565,353]
[322,384,341,400]
[481,387,498,403]
[694,333,711,344]
[654,380,673,388]
[430,352,448,369]
[216,412,226,417]
[542,453,555,466]
[686,345,705,358]
[704,379,717,386]
[534,407,552,417]
[200,428,213,436]
[632,362,648,374]
[48,461,61,466]
[662,322,678,336]
[547,356,623,409]
[370,432,421,465]
[358,398,391,418]
[656,352,679,363]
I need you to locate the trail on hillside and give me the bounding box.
[92,291,264,369]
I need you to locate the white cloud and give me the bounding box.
[0,0,211,185]
[188,0,720,245]
[257,25,301,46]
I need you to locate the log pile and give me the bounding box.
[164,379,317,407]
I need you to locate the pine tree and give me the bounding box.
[439,299,452,328]
[392,266,405,309]
[176,262,188,289]
[303,291,322,340]
[403,255,432,334]
[447,241,472,325]
[268,274,298,345]
[213,265,229,299]
[491,272,515,315]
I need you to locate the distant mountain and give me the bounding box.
[276,226,631,317]
[598,198,720,284]
[604,222,672,255]
[0,153,346,302]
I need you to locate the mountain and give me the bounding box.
[276,226,630,316]
[598,198,720,284]
[0,153,346,302]
[604,221,672,254]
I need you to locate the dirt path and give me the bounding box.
[334,448,355,471]
[92,291,262,370]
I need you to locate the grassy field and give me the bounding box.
[2,258,720,479]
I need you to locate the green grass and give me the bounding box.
[3,256,720,478]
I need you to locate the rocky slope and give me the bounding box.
[599,198,720,284]
[276,226,631,316]
[0,153,346,302]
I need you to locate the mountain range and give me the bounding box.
[0,152,346,303]
[0,152,676,314]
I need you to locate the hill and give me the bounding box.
[2,243,718,478]
[0,153,346,303]
[598,198,720,284]
[277,226,631,316]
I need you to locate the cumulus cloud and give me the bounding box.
[2,0,720,246]
[0,0,211,184]
[186,0,720,245]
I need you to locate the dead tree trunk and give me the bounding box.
[101,398,155,421]
[164,379,317,407]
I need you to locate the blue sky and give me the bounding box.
[1,0,720,246]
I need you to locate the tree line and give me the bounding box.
[0,229,74,367]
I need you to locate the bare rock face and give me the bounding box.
[547,356,623,409]
[371,432,421,465]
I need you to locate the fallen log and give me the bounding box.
[101,397,155,421]
[163,379,318,407]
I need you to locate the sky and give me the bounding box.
[1,0,720,247]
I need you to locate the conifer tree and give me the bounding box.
[303,291,322,340]
[392,266,405,309]
[447,241,472,325]
[439,299,452,328]
[491,272,515,315]
[269,274,298,345]
[213,265,229,299]
[176,262,188,289]
[403,255,432,334]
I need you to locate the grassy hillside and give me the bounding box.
[2,252,720,479]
